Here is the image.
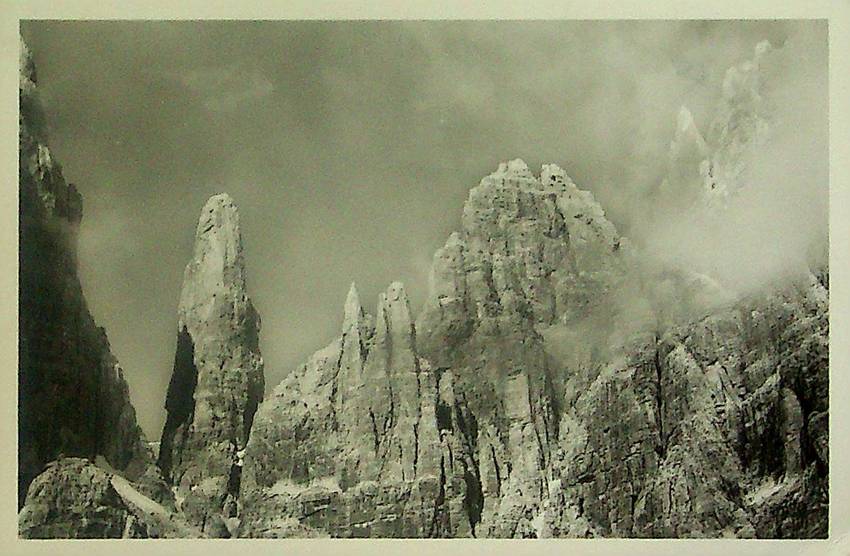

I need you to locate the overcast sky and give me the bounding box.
[20,20,826,440]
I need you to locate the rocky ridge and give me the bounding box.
[238,154,827,538]
[237,40,828,538]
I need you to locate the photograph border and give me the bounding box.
[1,1,848,555]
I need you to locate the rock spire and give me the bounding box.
[158,193,264,535]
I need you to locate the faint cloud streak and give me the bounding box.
[179,65,274,112]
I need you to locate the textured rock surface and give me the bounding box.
[157,194,265,535]
[19,459,149,539]
[240,156,827,538]
[240,282,474,537]
[18,38,158,510]
[550,274,828,538]
[19,458,203,538]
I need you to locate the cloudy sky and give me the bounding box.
[20,20,827,439]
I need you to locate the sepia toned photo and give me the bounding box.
[17,19,829,540]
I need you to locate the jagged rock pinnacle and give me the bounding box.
[159,193,264,536]
[381,282,413,332]
[491,158,535,180]
[177,194,246,321]
[343,282,363,327]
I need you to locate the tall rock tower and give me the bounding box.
[158,194,264,535]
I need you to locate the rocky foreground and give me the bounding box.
[18,40,828,538]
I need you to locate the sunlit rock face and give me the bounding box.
[157,194,265,536]
[239,159,630,538]
[18,38,159,513]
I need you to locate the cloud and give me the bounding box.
[641,23,828,297]
[179,64,274,112]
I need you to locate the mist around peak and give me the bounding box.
[637,25,827,301]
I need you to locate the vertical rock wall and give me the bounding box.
[18,38,153,510]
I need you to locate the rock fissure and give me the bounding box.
[653,335,666,459]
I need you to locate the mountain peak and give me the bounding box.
[196,193,239,235]
[343,282,365,330]
[162,194,264,534]
[490,158,534,180]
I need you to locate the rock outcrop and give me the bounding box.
[19,458,203,538]
[18,38,158,511]
[157,194,265,535]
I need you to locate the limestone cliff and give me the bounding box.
[239,153,827,537]
[18,38,157,511]
[237,41,827,538]
[240,280,475,537]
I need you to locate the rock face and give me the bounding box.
[19,458,203,539]
[240,280,476,538]
[18,38,156,510]
[157,194,265,535]
[239,156,827,538]
[546,274,828,539]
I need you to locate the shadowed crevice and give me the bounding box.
[158,327,198,483]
